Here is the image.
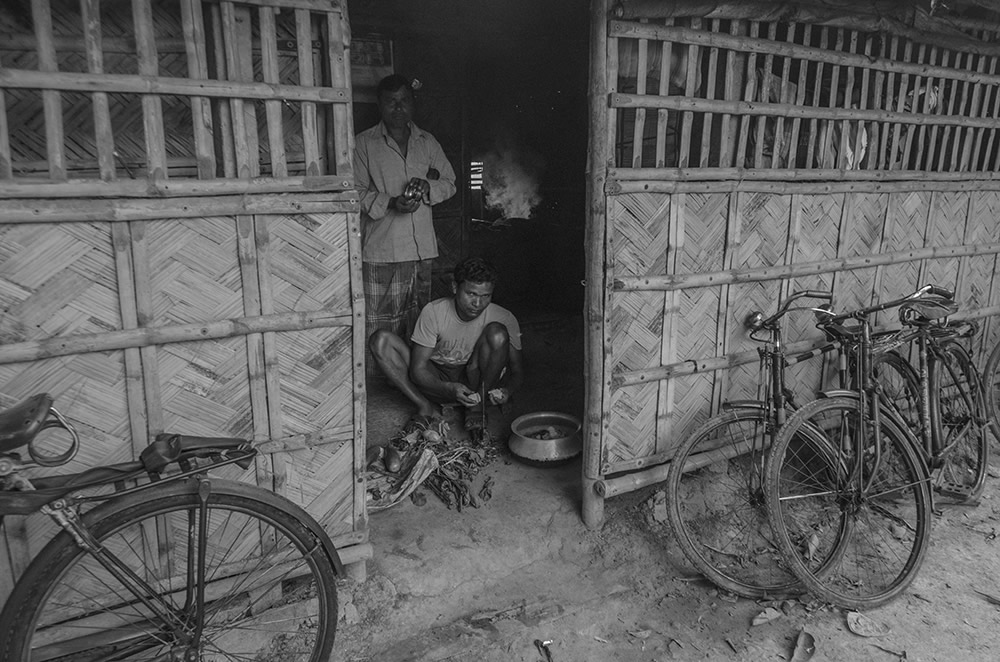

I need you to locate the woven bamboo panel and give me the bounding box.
[877,191,930,299]
[923,191,968,289]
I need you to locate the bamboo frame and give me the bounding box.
[614,243,1000,292]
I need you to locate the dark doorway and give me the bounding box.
[348,0,590,317]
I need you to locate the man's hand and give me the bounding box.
[488,387,510,406]
[392,195,420,213]
[451,383,480,407]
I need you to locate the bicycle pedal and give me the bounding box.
[935,481,975,501]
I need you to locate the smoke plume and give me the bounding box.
[482,144,544,220]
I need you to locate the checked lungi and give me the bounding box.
[363,259,433,376]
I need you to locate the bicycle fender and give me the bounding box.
[77,477,346,576]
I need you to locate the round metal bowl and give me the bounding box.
[508,411,582,466]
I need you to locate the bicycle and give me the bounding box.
[983,337,1000,442]
[764,284,988,609]
[666,290,843,599]
[0,393,342,661]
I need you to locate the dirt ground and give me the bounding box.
[334,313,1000,662]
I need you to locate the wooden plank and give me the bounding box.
[181,0,217,178]
[30,0,66,180]
[80,0,115,180]
[209,2,236,178]
[296,9,321,175]
[0,87,10,178]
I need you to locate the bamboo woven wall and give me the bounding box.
[583,0,1000,522]
[0,0,366,596]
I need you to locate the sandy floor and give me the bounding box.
[337,314,1000,662]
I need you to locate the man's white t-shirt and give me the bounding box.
[411,298,522,368]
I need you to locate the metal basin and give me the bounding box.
[508,411,582,465]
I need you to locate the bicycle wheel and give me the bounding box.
[871,350,920,431]
[930,341,989,502]
[982,337,1000,442]
[667,408,801,598]
[0,478,339,661]
[765,396,932,610]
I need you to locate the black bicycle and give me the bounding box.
[666,290,843,598]
[0,393,342,661]
[764,285,986,610]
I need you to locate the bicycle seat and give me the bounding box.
[0,393,53,454]
[899,295,958,326]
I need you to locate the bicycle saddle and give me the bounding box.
[899,295,959,325]
[0,393,53,454]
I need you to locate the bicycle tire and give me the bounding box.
[765,395,932,610]
[871,350,921,432]
[0,478,339,662]
[983,337,1000,442]
[666,408,801,599]
[930,341,989,502]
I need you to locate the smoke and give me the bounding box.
[482,143,544,220]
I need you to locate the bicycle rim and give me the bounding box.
[667,409,801,598]
[0,480,338,662]
[765,396,932,610]
[931,341,989,502]
[981,338,1000,443]
[871,351,920,432]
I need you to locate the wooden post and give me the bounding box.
[583,0,611,529]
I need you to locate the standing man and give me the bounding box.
[354,74,457,371]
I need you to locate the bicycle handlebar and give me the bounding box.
[747,290,833,331]
[818,284,954,325]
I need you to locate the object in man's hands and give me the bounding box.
[466,392,481,405]
[402,178,422,202]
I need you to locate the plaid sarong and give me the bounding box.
[363,260,433,376]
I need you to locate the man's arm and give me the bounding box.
[409,344,478,406]
[425,137,457,205]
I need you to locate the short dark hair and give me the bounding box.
[453,257,498,287]
[376,74,413,102]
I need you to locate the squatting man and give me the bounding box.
[368,257,524,442]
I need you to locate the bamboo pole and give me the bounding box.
[752,21,777,168]
[711,192,741,413]
[0,175,353,199]
[0,88,10,178]
[826,29,845,169]
[734,21,759,169]
[31,0,66,180]
[699,18,719,168]
[806,26,829,168]
[613,242,1000,292]
[879,35,899,169]
[608,167,1000,182]
[654,18,674,167]
[208,3,236,178]
[771,22,796,168]
[583,0,611,529]
[866,31,888,169]
[296,9,321,176]
[889,40,914,171]
[938,51,965,171]
[181,0,216,178]
[0,310,353,365]
[970,53,998,170]
[655,194,682,459]
[131,0,165,442]
[81,0,148,459]
[678,18,701,167]
[202,0,345,11]
[926,49,951,171]
[630,26,649,167]
[0,67,351,104]
[610,178,1000,195]
[611,92,1000,129]
[901,43,928,171]
[330,0,367,542]
[0,192,358,223]
[717,19,744,167]
[326,10,354,177]
[611,21,1000,87]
